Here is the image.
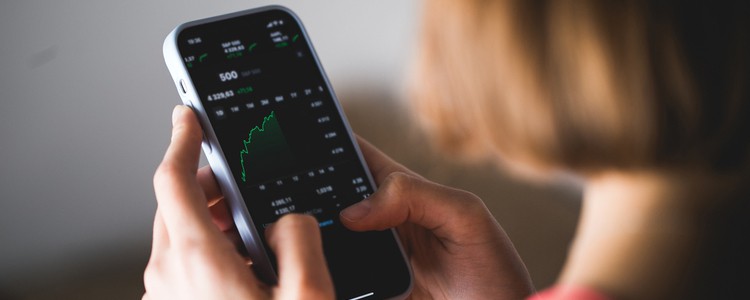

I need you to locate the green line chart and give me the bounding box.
[239,111,293,182]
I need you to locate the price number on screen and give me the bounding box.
[219,70,239,82]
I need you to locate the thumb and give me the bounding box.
[340,172,494,243]
[266,214,334,299]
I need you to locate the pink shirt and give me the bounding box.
[527,286,611,300]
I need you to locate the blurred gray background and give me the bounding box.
[0,1,581,299]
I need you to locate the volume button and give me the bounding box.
[179,79,188,94]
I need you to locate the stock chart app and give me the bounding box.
[176,8,410,299]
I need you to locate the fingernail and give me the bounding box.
[340,199,371,222]
[172,105,186,126]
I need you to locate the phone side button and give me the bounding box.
[179,79,188,94]
[201,134,212,154]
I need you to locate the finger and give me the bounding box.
[208,198,235,232]
[341,172,494,243]
[153,105,216,241]
[224,228,246,256]
[266,214,334,299]
[197,166,222,205]
[197,164,234,231]
[151,208,169,251]
[356,136,421,184]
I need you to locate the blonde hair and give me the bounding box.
[411,0,750,175]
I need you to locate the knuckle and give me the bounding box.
[456,189,485,211]
[461,190,484,207]
[153,162,192,189]
[145,252,162,270]
[143,261,161,292]
[383,171,418,195]
[174,235,212,254]
[450,191,493,228]
[177,240,233,270]
[153,163,180,187]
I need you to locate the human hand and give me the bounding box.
[341,137,534,299]
[143,105,334,300]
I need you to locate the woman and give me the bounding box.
[144,1,750,299]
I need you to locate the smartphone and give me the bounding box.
[162,6,412,299]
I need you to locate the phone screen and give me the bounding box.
[175,8,410,299]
